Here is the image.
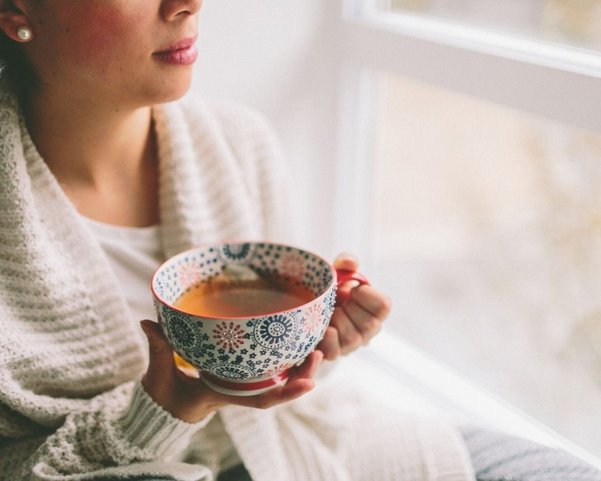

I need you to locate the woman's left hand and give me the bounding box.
[316,253,391,360]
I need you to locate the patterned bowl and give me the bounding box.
[151,241,367,396]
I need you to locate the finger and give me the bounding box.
[338,279,362,296]
[251,378,314,409]
[316,326,342,361]
[289,349,323,381]
[140,319,171,354]
[333,252,359,272]
[330,306,364,354]
[226,351,323,409]
[264,351,323,404]
[351,284,392,320]
[342,299,382,344]
[335,279,363,308]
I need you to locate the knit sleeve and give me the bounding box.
[0,382,213,481]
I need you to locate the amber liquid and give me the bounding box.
[174,275,315,317]
[174,353,199,377]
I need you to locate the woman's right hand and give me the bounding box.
[139,319,322,423]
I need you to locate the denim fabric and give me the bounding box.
[461,426,601,481]
[216,464,252,481]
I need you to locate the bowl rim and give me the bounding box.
[151,240,337,321]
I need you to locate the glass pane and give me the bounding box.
[372,72,601,457]
[382,0,601,53]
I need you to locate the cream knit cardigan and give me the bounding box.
[0,85,475,481]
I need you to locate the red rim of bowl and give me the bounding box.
[202,369,290,392]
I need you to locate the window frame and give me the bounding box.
[341,0,601,133]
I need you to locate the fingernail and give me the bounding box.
[335,252,357,262]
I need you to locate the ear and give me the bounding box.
[0,0,32,43]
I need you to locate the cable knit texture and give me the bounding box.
[0,83,475,481]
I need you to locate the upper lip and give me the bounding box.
[154,35,197,54]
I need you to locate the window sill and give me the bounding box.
[328,329,601,470]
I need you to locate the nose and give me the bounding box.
[160,0,203,21]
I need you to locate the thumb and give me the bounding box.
[140,319,174,374]
[333,253,361,307]
[333,252,359,272]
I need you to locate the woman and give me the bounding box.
[0,1,599,480]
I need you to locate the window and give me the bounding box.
[332,0,601,467]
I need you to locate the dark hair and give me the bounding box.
[0,30,39,98]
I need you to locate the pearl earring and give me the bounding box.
[17,26,32,42]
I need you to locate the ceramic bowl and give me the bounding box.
[151,241,365,396]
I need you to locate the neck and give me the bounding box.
[23,91,160,227]
[24,92,154,186]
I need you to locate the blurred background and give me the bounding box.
[193,0,601,465]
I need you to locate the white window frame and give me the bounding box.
[343,0,601,132]
[328,0,601,468]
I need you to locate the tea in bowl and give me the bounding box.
[151,241,367,396]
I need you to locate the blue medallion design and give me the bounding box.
[253,314,297,349]
[209,363,255,380]
[220,243,255,263]
[163,310,201,350]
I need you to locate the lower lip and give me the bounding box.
[153,45,198,66]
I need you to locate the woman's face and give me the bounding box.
[22,0,203,107]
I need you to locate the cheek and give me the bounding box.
[58,8,148,69]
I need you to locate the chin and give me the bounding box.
[158,86,192,103]
[142,74,193,105]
